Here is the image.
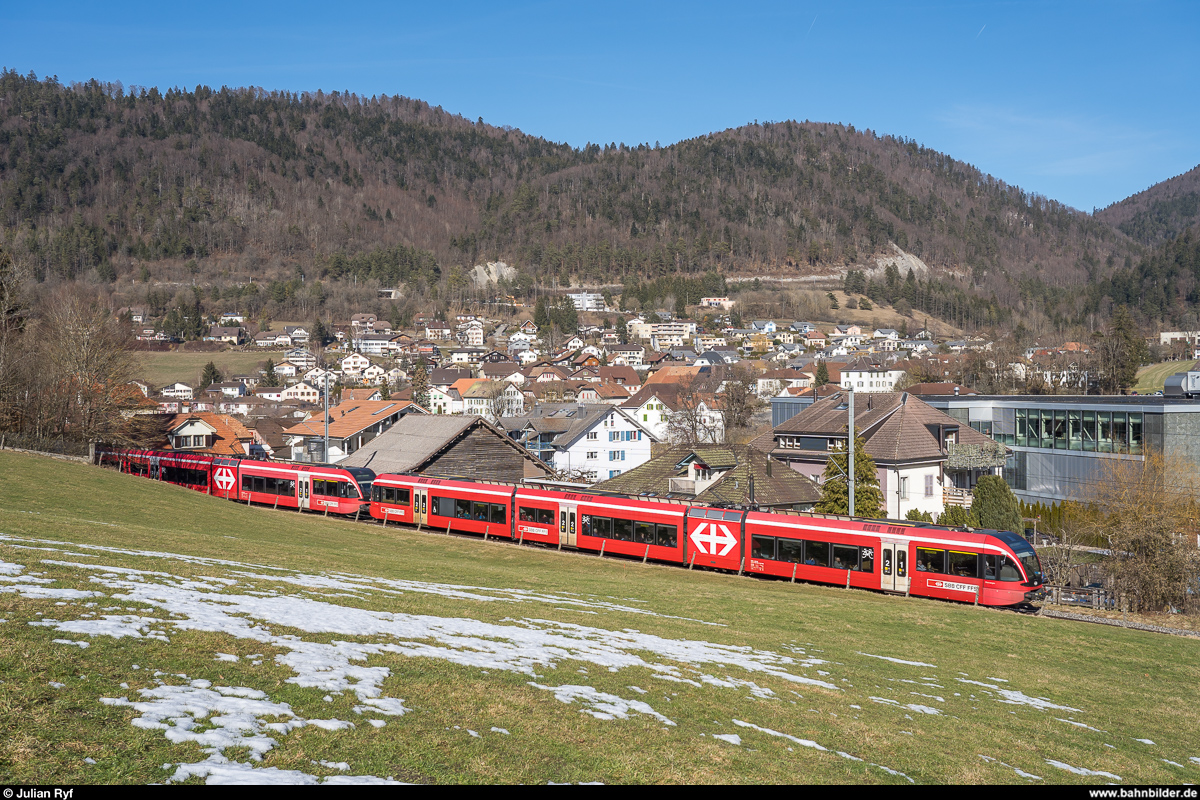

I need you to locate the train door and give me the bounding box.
[559,502,578,548]
[297,475,311,510]
[880,539,909,594]
[414,488,428,527]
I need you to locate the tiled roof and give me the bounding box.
[773,392,996,463]
[164,412,256,456]
[644,365,704,385]
[283,399,417,439]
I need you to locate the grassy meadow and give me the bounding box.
[0,450,1197,784]
[136,350,271,388]
[1132,360,1197,394]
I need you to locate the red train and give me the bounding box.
[101,449,375,516]
[99,448,1045,607]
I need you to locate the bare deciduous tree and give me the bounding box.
[1088,449,1200,613]
[42,289,142,443]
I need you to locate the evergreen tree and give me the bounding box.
[972,475,1024,534]
[938,505,980,528]
[412,363,430,410]
[615,316,628,343]
[378,382,390,401]
[533,298,549,330]
[262,359,280,387]
[814,434,884,518]
[310,319,329,347]
[815,361,830,387]
[200,361,222,390]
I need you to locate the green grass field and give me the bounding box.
[1133,360,1197,394]
[137,350,271,388]
[1,450,1197,784]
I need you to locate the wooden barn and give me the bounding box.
[340,415,555,482]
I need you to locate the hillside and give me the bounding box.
[2,449,1199,784]
[0,71,1143,330]
[1095,165,1200,246]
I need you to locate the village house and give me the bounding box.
[762,391,1007,520]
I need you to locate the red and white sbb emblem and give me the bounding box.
[689,522,738,557]
[213,467,236,492]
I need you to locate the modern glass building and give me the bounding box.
[913,395,1200,504]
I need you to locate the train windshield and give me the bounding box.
[1013,542,1043,585]
[992,530,1044,585]
[343,468,375,500]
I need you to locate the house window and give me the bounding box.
[925,475,935,497]
[587,452,597,459]
[899,477,909,499]
[587,432,598,440]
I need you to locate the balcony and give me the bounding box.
[668,478,696,495]
[943,487,973,508]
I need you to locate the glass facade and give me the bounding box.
[1008,407,1143,453]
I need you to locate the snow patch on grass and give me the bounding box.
[1046,759,1122,781]
[529,683,675,725]
[859,652,936,667]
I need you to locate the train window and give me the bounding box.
[916,548,945,573]
[806,541,829,567]
[252,476,265,493]
[985,554,1023,582]
[534,508,553,526]
[833,545,858,570]
[518,506,533,522]
[723,511,742,522]
[433,496,453,517]
[635,521,654,545]
[655,524,678,548]
[281,479,296,496]
[751,536,775,560]
[372,485,384,502]
[455,498,472,519]
[947,551,978,578]
[613,518,633,541]
[242,475,252,491]
[314,480,329,496]
[490,503,507,524]
[859,547,875,573]
[777,539,803,563]
[592,516,613,538]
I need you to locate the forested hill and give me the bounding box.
[1095,165,1200,247]
[0,70,1139,319]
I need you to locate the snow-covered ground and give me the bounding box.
[0,533,1187,784]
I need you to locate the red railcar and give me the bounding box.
[226,458,374,516]
[739,511,1043,605]
[371,474,514,538]
[107,449,216,493]
[103,448,374,516]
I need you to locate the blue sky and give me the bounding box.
[4,1,1197,211]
